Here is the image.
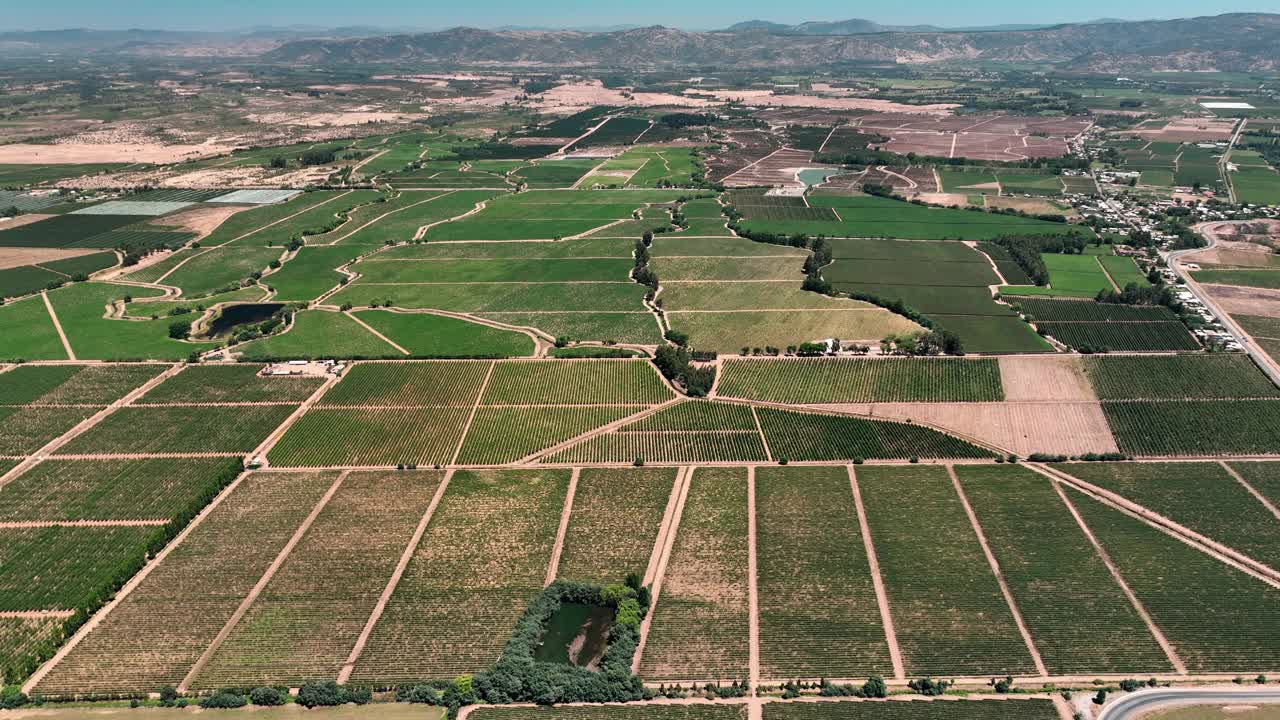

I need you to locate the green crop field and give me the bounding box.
[1102,399,1280,455]
[455,406,640,464]
[1230,461,1280,506]
[641,467,750,682]
[335,191,503,245]
[0,214,145,249]
[857,466,1035,676]
[199,192,342,247]
[0,456,240,523]
[139,364,323,404]
[356,257,633,283]
[0,264,64,299]
[58,405,294,455]
[192,470,444,687]
[756,465,892,678]
[1192,268,1280,289]
[160,246,284,297]
[350,469,569,682]
[756,407,994,461]
[1002,253,1115,298]
[0,406,97,455]
[937,168,1000,194]
[1098,255,1149,287]
[47,283,216,360]
[265,245,364,301]
[236,310,409,360]
[34,471,341,694]
[717,358,1005,404]
[1053,462,1280,571]
[481,360,674,405]
[957,465,1173,674]
[470,706,747,720]
[1083,354,1280,400]
[350,311,536,358]
[1066,485,1280,672]
[556,467,677,584]
[0,363,163,405]
[0,525,160,612]
[321,360,490,406]
[627,401,757,431]
[1174,145,1223,189]
[1,614,64,687]
[1012,298,1177,322]
[546,427,769,464]
[1036,321,1200,352]
[0,295,75,360]
[269,407,470,466]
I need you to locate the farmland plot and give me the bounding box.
[455,406,641,464]
[640,467,749,682]
[193,470,444,687]
[0,295,71,360]
[350,469,569,682]
[1068,486,1280,672]
[858,466,1035,676]
[320,361,491,407]
[1035,321,1200,352]
[350,311,535,359]
[1,615,64,687]
[1052,462,1280,572]
[625,401,757,432]
[545,430,768,465]
[0,363,163,406]
[199,192,345,247]
[1228,461,1280,508]
[0,525,159,611]
[1083,354,1280,400]
[756,407,992,461]
[268,407,470,467]
[763,699,1061,720]
[0,406,97,456]
[957,465,1172,674]
[716,358,1004,404]
[138,364,324,404]
[1102,400,1280,455]
[57,405,295,455]
[235,311,404,361]
[0,456,241,522]
[35,471,341,695]
[481,360,673,405]
[469,706,747,720]
[756,466,891,679]
[556,467,678,584]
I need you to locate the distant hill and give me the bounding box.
[261,13,1280,72]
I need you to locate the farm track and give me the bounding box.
[849,465,905,681]
[947,464,1049,676]
[41,290,75,360]
[632,466,692,674]
[338,468,454,684]
[1220,460,1280,521]
[248,373,341,467]
[544,467,579,586]
[343,311,410,355]
[746,466,760,692]
[179,470,349,692]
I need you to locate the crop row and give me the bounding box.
[756,465,892,679]
[756,408,993,461]
[1012,297,1178,322]
[350,469,569,682]
[1054,462,1280,573]
[36,470,342,694]
[1036,321,1200,352]
[480,360,674,405]
[857,466,1035,676]
[1068,485,1280,672]
[193,470,446,688]
[140,364,325,404]
[58,405,296,455]
[0,525,160,612]
[717,358,1005,404]
[0,615,65,686]
[764,699,1061,720]
[319,360,492,407]
[269,407,471,467]
[624,401,759,432]
[556,467,678,584]
[470,705,747,720]
[455,406,641,464]
[640,467,750,681]
[0,363,164,406]
[1083,354,1280,400]
[1102,399,1280,456]
[957,465,1173,674]
[546,431,769,464]
[0,406,97,456]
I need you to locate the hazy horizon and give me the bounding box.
[5,0,1276,33]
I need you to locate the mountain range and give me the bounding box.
[259,13,1280,72]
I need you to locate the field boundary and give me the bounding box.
[1040,467,1186,674]
[338,468,454,683]
[24,469,255,694]
[179,470,349,692]
[947,464,1048,676]
[643,469,685,587]
[849,465,905,681]
[41,290,75,360]
[343,310,410,355]
[545,467,579,586]
[747,465,761,692]
[1220,460,1280,521]
[450,360,496,465]
[632,465,692,674]
[250,372,341,467]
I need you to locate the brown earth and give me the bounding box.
[985,196,1076,217]
[0,143,230,164]
[814,401,1118,456]
[0,246,101,270]
[1202,284,1280,318]
[998,356,1096,402]
[148,205,246,239]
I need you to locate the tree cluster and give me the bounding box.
[654,345,715,397]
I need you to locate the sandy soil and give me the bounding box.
[245,111,414,127]
[1202,284,1280,318]
[149,205,245,239]
[0,142,230,164]
[0,214,55,232]
[998,356,1096,402]
[1134,117,1237,142]
[688,89,957,114]
[985,196,1075,216]
[531,82,713,110]
[915,192,971,207]
[815,401,1119,456]
[0,246,100,270]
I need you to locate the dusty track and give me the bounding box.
[849,465,905,680]
[632,466,691,674]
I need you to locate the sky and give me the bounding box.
[7,0,1274,32]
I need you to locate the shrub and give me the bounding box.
[398,684,442,704]
[908,678,951,696]
[199,691,247,709]
[158,686,180,707]
[296,681,368,708]
[1119,679,1141,692]
[168,319,192,340]
[863,676,888,698]
[249,687,287,706]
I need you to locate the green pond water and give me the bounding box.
[534,602,615,668]
[797,168,838,187]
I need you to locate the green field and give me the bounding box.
[763,699,1060,720]
[1083,354,1279,400]
[556,467,677,584]
[717,357,1005,403]
[58,405,294,455]
[1192,268,1280,289]
[1102,399,1280,455]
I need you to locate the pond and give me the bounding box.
[206,302,284,337]
[534,602,615,669]
[797,168,838,187]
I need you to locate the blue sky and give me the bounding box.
[8,0,1273,31]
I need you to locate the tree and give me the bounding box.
[168,319,192,340]
[862,676,888,698]
[249,687,287,706]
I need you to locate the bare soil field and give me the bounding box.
[815,401,1118,456]
[688,90,957,114]
[0,143,231,165]
[705,130,781,182]
[852,114,1090,161]
[1133,117,1237,142]
[914,192,972,206]
[0,215,56,233]
[1202,284,1280,318]
[245,111,416,127]
[148,205,247,239]
[998,356,1096,402]
[0,246,102,270]
[820,165,938,194]
[985,196,1075,216]
[722,148,829,188]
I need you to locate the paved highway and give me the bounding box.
[1098,688,1280,720]
[1167,224,1280,388]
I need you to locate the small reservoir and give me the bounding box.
[535,602,615,669]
